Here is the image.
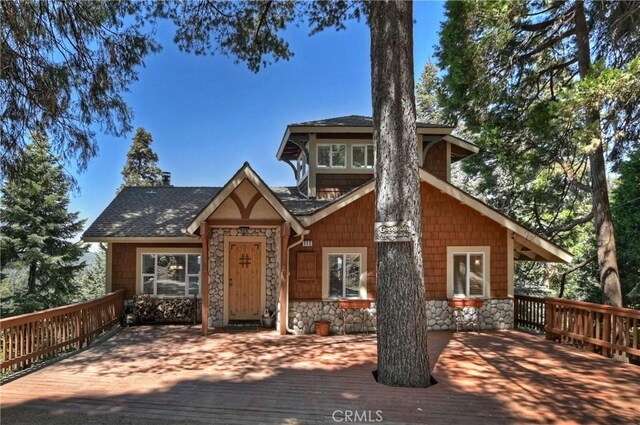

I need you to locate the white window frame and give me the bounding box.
[136,247,202,297]
[446,246,490,299]
[351,144,374,169]
[296,151,308,183]
[316,144,346,169]
[322,247,367,300]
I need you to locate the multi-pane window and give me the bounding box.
[317,144,346,168]
[142,253,201,297]
[352,145,374,168]
[296,152,308,182]
[452,252,485,297]
[328,253,361,298]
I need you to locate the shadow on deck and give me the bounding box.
[1,327,638,424]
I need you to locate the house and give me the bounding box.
[83,115,572,335]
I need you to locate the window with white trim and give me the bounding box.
[322,248,367,299]
[447,247,489,298]
[296,151,308,182]
[141,253,201,297]
[317,144,346,168]
[352,145,374,168]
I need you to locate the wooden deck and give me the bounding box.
[1,326,639,424]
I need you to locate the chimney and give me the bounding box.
[161,171,172,186]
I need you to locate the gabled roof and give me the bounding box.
[82,186,220,241]
[277,115,459,161]
[299,170,573,264]
[185,162,306,235]
[291,115,449,129]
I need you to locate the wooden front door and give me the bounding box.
[228,242,262,320]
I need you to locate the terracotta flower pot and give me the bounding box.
[314,320,331,336]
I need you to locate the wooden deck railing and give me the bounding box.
[514,295,546,333]
[545,297,640,360]
[1,290,125,372]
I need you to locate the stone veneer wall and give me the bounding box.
[289,301,377,334]
[208,227,280,327]
[288,298,513,334]
[426,299,514,330]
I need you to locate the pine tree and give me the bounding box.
[73,250,106,303]
[0,134,87,315]
[119,127,163,190]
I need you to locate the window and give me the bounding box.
[317,144,346,168]
[352,145,374,168]
[322,248,367,299]
[296,152,308,182]
[141,253,201,297]
[447,247,490,298]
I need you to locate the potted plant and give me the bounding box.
[314,320,331,336]
[261,309,275,328]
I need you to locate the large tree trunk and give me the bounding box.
[370,0,431,387]
[574,1,622,307]
[27,260,37,294]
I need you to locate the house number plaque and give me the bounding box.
[374,220,416,242]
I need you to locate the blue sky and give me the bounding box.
[72,2,446,237]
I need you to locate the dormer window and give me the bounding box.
[296,152,308,182]
[317,144,346,168]
[352,145,374,168]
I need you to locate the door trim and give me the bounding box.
[223,235,267,325]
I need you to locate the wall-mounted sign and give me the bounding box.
[374,221,416,242]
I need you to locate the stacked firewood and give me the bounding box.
[132,295,197,323]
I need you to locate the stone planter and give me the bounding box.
[314,320,331,336]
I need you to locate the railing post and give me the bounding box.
[514,295,519,329]
[603,312,611,357]
[545,298,554,340]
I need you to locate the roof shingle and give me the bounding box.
[83,186,331,238]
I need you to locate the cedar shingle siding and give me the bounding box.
[288,181,508,301]
[111,243,201,298]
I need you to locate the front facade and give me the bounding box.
[84,115,572,335]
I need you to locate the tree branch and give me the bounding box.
[556,157,592,192]
[520,6,575,32]
[519,28,576,61]
[252,0,273,46]
[558,254,597,297]
[546,210,594,234]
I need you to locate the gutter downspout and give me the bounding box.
[285,230,309,334]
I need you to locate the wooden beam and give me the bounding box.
[200,222,210,336]
[207,219,283,227]
[279,223,291,335]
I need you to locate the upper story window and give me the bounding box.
[352,145,374,168]
[141,253,201,297]
[446,246,490,298]
[317,144,346,168]
[296,152,308,182]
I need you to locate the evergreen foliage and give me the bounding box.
[119,127,163,190]
[436,0,640,306]
[0,135,87,315]
[612,149,640,309]
[72,251,106,303]
[1,1,160,178]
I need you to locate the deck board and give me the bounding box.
[1,326,638,424]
